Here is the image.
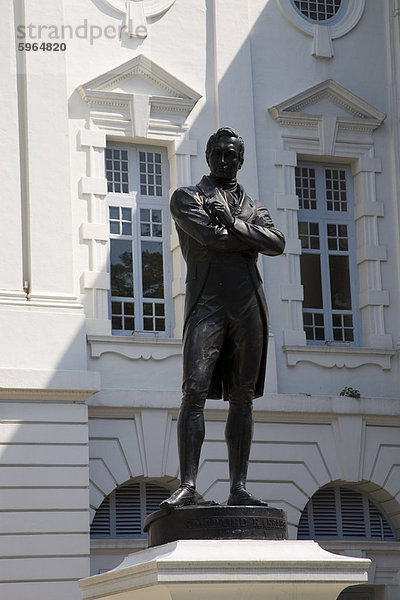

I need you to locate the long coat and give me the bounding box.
[170,175,285,400]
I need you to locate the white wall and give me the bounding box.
[1,0,399,599]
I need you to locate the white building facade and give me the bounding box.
[1,1,400,599]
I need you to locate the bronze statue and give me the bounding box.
[161,128,285,509]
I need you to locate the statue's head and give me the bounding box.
[206,127,245,180]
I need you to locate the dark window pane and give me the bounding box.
[125,318,135,330]
[155,304,165,316]
[124,303,134,315]
[144,318,153,330]
[112,301,122,314]
[143,303,152,316]
[110,222,119,235]
[122,223,132,235]
[153,224,162,237]
[329,255,352,310]
[344,329,354,342]
[109,207,119,219]
[333,328,343,341]
[141,242,164,298]
[305,327,314,340]
[155,318,165,331]
[110,239,133,297]
[303,313,312,325]
[300,254,323,309]
[141,224,151,237]
[112,316,123,329]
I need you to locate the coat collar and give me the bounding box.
[196,175,244,198]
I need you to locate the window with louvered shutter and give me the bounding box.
[90,481,170,539]
[337,585,375,600]
[298,486,397,541]
[90,496,111,536]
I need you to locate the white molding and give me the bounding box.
[82,272,110,291]
[26,292,84,309]
[78,55,201,139]
[269,79,386,135]
[80,177,108,196]
[276,0,366,58]
[80,223,109,242]
[98,0,176,38]
[283,345,395,370]
[88,334,182,361]
[269,79,390,356]
[0,290,27,304]
[77,56,201,338]
[0,368,100,401]
[78,130,107,148]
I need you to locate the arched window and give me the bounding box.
[298,485,397,541]
[90,481,170,539]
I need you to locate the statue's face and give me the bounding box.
[208,136,242,180]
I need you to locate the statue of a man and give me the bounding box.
[161,128,285,509]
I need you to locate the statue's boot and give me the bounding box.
[226,400,268,507]
[160,401,204,510]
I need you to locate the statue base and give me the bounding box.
[79,539,370,600]
[143,505,287,547]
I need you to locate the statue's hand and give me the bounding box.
[209,199,234,228]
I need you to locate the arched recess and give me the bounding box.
[297,483,398,541]
[76,54,201,340]
[90,477,172,537]
[88,409,183,520]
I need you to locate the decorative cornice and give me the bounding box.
[88,334,182,361]
[77,55,201,138]
[269,80,386,129]
[78,55,200,104]
[283,345,395,370]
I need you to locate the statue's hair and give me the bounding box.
[205,127,245,167]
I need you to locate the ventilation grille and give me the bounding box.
[298,486,396,541]
[91,482,170,538]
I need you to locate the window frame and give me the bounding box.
[297,162,361,346]
[106,142,173,337]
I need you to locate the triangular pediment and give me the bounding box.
[77,55,201,138]
[78,54,200,102]
[269,79,385,127]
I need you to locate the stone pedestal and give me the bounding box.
[79,539,370,600]
[143,505,287,546]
